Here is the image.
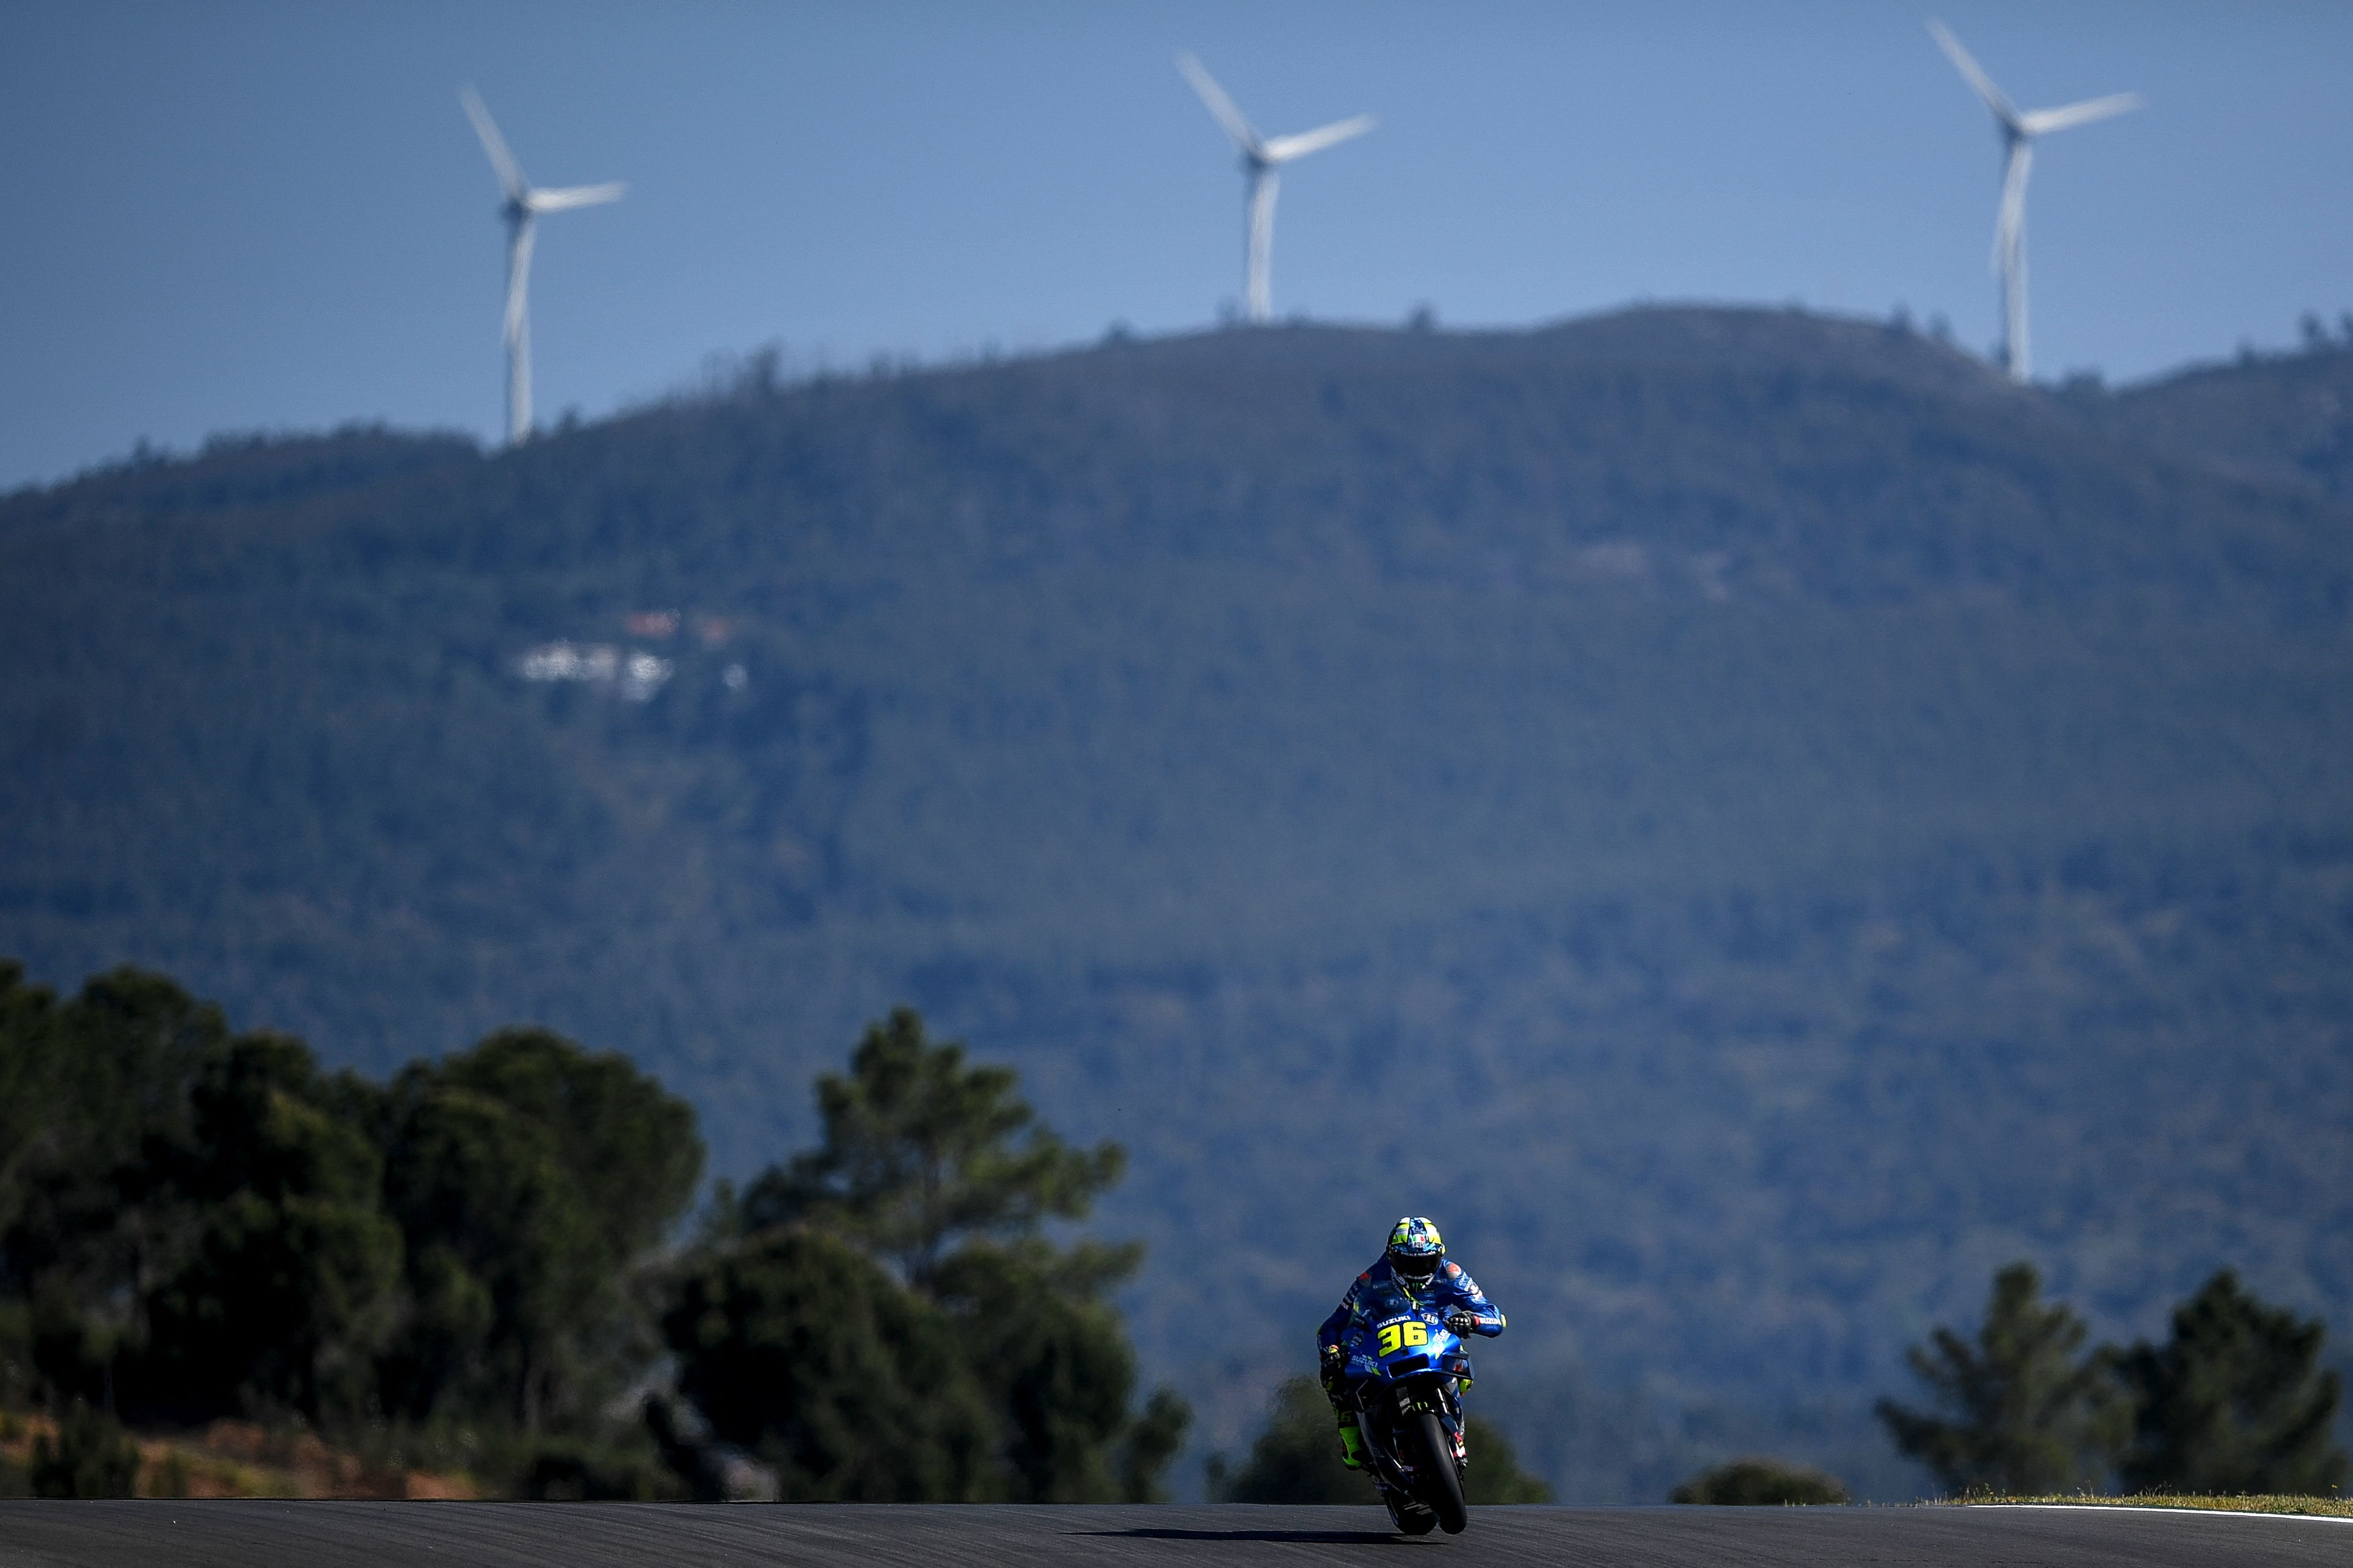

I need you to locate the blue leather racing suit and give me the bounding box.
[1318,1256,1507,1365]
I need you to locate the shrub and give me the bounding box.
[1671,1457,1850,1505]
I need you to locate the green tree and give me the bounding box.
[136,1032,402,1423]
[1876,1262,2128,1495]
[380,1027,704,1432]
[0,962,62,1254]
[741,1007,1124,1289]
[5,974,410,1427]
[1670,1457,1849,1505]
[1119,1388,1194,1505]
[429,1027,706,1278]
[662,1226,999,1501]
[0,962,61,1410]
[3,960,714,1477]
[2117,1269,2348,1495]
[934,1237,1191,1502]
[383,1081,597,1419]
[688,1008,1187,1502]
[378,1083,564,1423]
[0,967,230,1410]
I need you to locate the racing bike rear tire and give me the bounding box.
[1411,1410,1468,1535]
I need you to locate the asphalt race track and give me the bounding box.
[2,1502,2347,1567]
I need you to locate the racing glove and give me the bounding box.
[1445,1309,1477,1337]
[1318,1342,1346,1394]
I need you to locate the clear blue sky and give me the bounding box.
[4,1,2348,491]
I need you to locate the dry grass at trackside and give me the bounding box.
[0,1409,477,1499]
[1952,1491,2352,1519]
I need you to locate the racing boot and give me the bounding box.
[1337,1413,1369,1470]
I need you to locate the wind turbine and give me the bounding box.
[1176,53,1373,325]
[461,86,624,445]
[1927,21,2139,382]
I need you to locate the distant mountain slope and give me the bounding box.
[3,307,2349,1498]
[1,426,478,535]
[2095,340,2353,498]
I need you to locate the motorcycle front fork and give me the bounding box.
[1381,1406,1468,1475]
[1357,1384,1469,1481]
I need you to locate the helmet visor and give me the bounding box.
[1389,1250,1440,1285]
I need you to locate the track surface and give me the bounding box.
[1,1502,2346,1567]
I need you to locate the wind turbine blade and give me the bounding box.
[1262,114,1375,164]
[460,85,529,200]
[1176,52,1262,155]
[2019,92,2142,136]
[1926,20,2020,132]
[529,182,627,212]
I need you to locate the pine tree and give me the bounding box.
[680,1008,1187,1502]
[1876,1262,2127,1495]
[662,1227,1001,1502]
[741,1007,1123,1289]
[2118,1270,2347,1495]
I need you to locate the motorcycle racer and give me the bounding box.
[1316,1216,1505,1470]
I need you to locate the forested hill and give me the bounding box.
[6,307,2352,1499]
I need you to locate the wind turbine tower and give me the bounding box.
[461,87,625,445]
[1927,22,2139,382]
[1176,54,1373,324]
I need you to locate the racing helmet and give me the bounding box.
[1386,1216,1445,1286]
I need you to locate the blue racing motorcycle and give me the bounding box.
[1336,1280,1476,1535]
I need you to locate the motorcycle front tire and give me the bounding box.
[1411,1411,1468,1535]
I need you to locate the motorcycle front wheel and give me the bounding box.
[1410,1411,1468,1535]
